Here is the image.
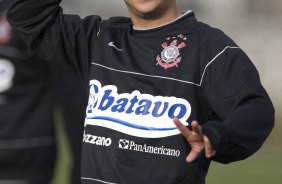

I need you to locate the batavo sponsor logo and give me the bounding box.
[83,132,112,147]
[118,139,181,157]
[85,80,191,138]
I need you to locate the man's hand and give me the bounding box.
[173,118,216,163]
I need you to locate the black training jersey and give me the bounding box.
[0,15,56,180]
[0,15,54,139]
[83,11,213,184]
[7,0,275,183]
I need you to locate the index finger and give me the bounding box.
[173,117,191,139]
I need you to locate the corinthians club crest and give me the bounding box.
[156,34,187,70]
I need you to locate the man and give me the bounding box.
[0,1,88,184]
[6,0,275,184]
[0,8,57,184]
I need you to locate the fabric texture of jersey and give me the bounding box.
[7,0,275,183]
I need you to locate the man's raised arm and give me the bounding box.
[6,0,102,82]
[7,0,62,51]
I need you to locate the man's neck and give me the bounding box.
[130,9,181,30]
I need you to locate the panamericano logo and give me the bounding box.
[85,80,191,138]
[118,139,181,157]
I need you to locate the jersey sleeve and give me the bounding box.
[6,0,102,82]
[199,29,275,163]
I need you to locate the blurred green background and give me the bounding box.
[51,0,282,184]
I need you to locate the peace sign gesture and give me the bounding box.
[173,118,216,163]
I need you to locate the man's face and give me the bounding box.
[124,0,176,19]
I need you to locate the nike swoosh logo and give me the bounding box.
[108,42,123,52]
